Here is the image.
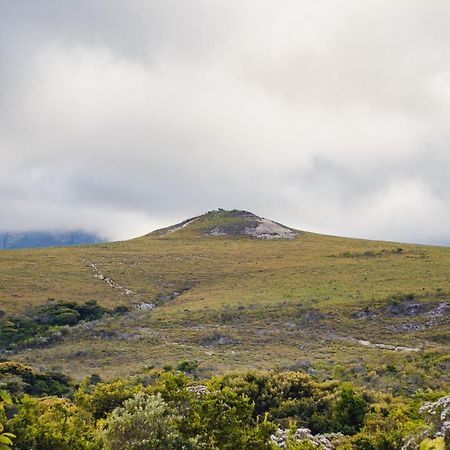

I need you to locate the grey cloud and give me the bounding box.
[1,1,450,244]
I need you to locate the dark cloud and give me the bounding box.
[1,1,450,244]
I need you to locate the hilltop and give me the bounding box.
[152,209,298,239]
[0,209,448,393]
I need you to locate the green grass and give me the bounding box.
[0,210,448,392]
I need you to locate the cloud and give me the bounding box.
[1,1,450,243]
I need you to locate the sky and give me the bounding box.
[1,1,450,244]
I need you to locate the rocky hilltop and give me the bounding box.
[154,209,298,239]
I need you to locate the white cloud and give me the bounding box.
[1,1,450,243]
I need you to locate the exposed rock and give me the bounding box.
[187,385,208,395]
[135,302,154,311]
[403,395,450,449]
[355,339,419,352]
[353,309,376,320]
[271,427,344,449]
[387,302,424,316]
[158,209,299,240]
[242,218,297,239]
[426,302,449,326]
[208,227,228,236]
[298,309,323,327]
[163,217,200,235]
[83,258,140,299]
[326,333,420,352]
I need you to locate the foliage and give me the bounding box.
[190,387,276,449]
[0,362,72,396]
[0,390,14,450]
[101,392,182,450]
[6,395,100,450]
[331,383,368,435]
[175,360,199,374]
[210,371,336,432]
[0,364,448,449]
[75,379,140,420]
[0,300,128,351]
[419,437,445,450]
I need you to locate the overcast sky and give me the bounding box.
[1,1,450,244]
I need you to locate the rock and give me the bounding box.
[353,309,376,320]
[402,395,450,449]
[426,302,449,326]
[387,302,423,316]
[270,427,344,449]
[187,385,208,395]
[135,302,154,311]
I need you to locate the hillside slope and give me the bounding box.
[0,210,448,391]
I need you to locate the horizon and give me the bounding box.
[2,207,450,248]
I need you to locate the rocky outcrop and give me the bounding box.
[202,210,297,239]
[271,427,344,449]
[153,209,299,240]
[402,395,450,449]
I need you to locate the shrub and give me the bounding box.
[75,379,140,420]
[101,392,182,450]
[7,395,100,450]
[331,383,368,435]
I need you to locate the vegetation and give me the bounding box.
[0,210,448,447]
[0,364,447,449]
[0,362,71,397]
[0,300,128,351]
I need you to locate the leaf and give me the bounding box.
[0,391,11,404]
[0,434,13,445]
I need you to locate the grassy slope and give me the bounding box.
[0,211,448,392]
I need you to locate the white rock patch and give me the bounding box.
[165,217,199,235]
[244,219,297,239]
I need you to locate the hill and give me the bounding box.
[0,230,104,250]
[0,209,448,392]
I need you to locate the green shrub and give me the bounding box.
[101,392,182,450]
[7,395,100,450]
[75,379,140,420]
[331,383,368,435]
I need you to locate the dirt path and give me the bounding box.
[81,258,154,310]
[326,332,420,352]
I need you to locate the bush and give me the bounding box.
[75,379,140,420]
[192,387,275,449]
[331,383,368,435]
[102,392,182,450]
[0,362,72,396]
[7,395,100,450]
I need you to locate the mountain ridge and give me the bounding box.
[0,230,104,250]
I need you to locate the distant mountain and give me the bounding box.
[0,230,105,250]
